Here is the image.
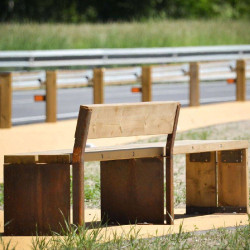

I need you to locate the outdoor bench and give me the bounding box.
[4,102,249,236]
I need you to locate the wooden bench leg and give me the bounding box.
[101,157,164,224]
[4,163,70,236]
[218,149,249,213]
[186,152,217,214]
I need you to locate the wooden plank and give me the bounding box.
[0,73,12,128]
[101,157,164,224]
[93,68,104,104]
[186,152,217,209]
[46,71,57,123]
[85,140,247,162]
[218,149,249,211]
[84,102,179,139]
[72,106,92,225]
[85,145,164,162]
[189,62,200,106]
[4,155,38,164]
[4,163,70,236]
[38,154,71,164]
[165,103,180,225]
[173,140,248,155]
[4,140,248,164]
[141,66,152,102]
[236,60,246,101]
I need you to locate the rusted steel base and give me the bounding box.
[101,157,164,224]
[186,206,247,214]
[4,163,70,236]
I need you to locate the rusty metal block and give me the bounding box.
[221,150,243,163]
[186,206,247,214]
[186,206,217,214]
[4,163,70,236]
[101,157,164,224]
[190,152,211,163]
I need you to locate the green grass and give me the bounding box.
[0,19,250,50]
[2,218,246,249]
[1,218,250,249]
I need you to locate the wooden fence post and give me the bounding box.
[0,73,12,128]
[189,62,200,106]
[141,66,152,102]
[93,68,104,104]
[236,59,246,101]
[46,71,57,123]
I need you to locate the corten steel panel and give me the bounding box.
[4,163,70,236]
[101,157,164,224]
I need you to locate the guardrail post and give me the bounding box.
[236,60,246,101]
[189,62,200,106]
[46,71,57,123]
[93,68,104,104]
[0,73,12,128]
[141,66,152,102]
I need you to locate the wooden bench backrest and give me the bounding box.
[72,101,180,225]
[75,101,179,139]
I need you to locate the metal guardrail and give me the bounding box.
[1,59,249,128]
[1,45,250,68]
[11,60,250,89]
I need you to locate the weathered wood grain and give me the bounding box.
[85,102,179,139]
[46,71,57,123]
[218,149,249,211]
[4,140,248,164]
[186,152,217,208]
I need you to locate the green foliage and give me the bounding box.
[0,20,250,51]
[0,0,250,22]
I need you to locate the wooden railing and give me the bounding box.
[0,59,249,128]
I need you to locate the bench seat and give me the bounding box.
[4,139,249,164]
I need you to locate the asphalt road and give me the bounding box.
[12,81,250,125]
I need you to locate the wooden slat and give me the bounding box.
[189,62,200,107]
[0,73,12,128]
[141,66,152,102]
[46,71,57,123]
[186,152,217,207]
[84,102,179,139]
[173,140,248,155]
[72,105,92,226]
[218,149,249,210]
[4,155,38,164]
[236,60,246,101]
[85,144,165,162]
[38,154,71,164]
[4,140,248,164]
[93,68,104,104]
